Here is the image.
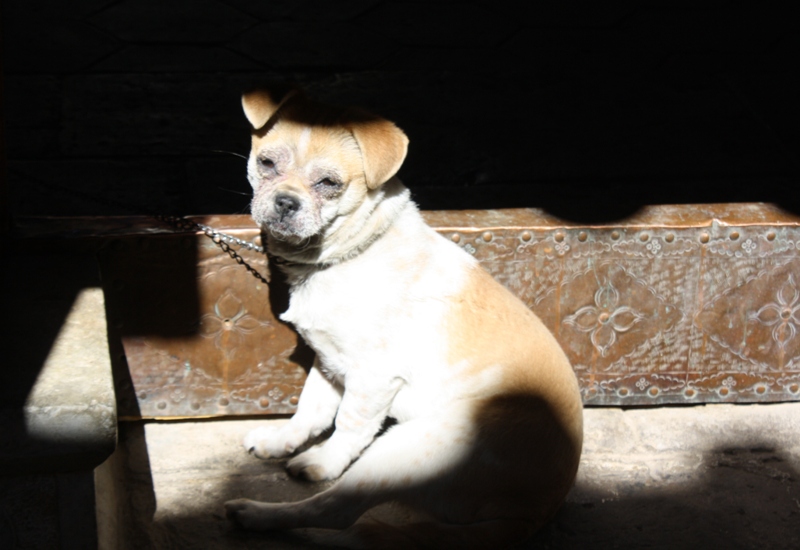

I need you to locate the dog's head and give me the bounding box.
[242,88,409,259]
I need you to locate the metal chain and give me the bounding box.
[196,223,265,253]
[154,215,270,284]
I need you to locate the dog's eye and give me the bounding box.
[258,157,275,170]
[316,178,341,188]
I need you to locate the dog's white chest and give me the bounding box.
[278,225,471,385]
[280,267,389,378]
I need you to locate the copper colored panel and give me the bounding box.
[98,228,307,419]
[96,205,800,419]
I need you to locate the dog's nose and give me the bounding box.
[275,194,300,219]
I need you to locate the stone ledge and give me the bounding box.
[1,288,117,474]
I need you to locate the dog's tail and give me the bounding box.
[303,518,541,550]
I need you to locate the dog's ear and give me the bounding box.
[241,87,297,130]
[348,114,409,190]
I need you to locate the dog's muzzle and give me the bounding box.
[275,193,301,221]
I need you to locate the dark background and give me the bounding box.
[2,0,799,224]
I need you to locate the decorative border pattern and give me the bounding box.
[100,213,800,418]
[449,225,800,405]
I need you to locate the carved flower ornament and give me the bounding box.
[564,284,646,357]
[749,274,800,350]
[199,288,263,359]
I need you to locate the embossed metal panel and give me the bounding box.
[97,217,307,419]
[97,205,800,419]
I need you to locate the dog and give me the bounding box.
[224,87,584,549]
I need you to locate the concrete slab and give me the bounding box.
[16,288,116,470]
[96,403,800,549]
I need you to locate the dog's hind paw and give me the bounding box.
[225,499,298,531]
[225,499,262,530]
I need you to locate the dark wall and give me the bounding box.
[2,1,798,222]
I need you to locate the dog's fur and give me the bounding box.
[224,88,584,549]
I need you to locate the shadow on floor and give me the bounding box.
[97,420,799,550]
[530,445,799,549]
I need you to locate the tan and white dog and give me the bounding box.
[225,88,584,549]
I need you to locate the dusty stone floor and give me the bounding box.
[95,403,800,549]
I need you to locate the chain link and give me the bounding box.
[155,215,270,285]
[196,223,264,253]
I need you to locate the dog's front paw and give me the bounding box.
[286,445,350,481]
[243,425,307,459]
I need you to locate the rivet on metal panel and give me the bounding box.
[451,233,461,243]
[665,233,675,243]
[521,231,532,242]
[639,233,649,242]
[684,388,696,398]
[789,384,799,394]
[259,397,270,408]
[219,397,229,406]
[578,232,588,242]
[289,396,299,406]
[555,232,565,243]
[482,231,493,242]
[767,232,776,241]
[191,401,200,410]
[730,231,740,240]
[648,387,659,397]
[756,385,767,395]
[157,402,167,410]
[618,388,629,396]
[719,387,730,396]
[138,391,147,400]
[611,231,620,240]
[700,233,710,243]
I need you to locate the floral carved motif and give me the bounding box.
[695,259,800,371]
[550,262,682,371]
[749,273,800,351]
[199,288,267,360]
[564,283,646,357]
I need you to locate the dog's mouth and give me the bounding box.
[263,219,309,242]
[256,210,305,237]
[262,220,324,261]
[251,197,325,252]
